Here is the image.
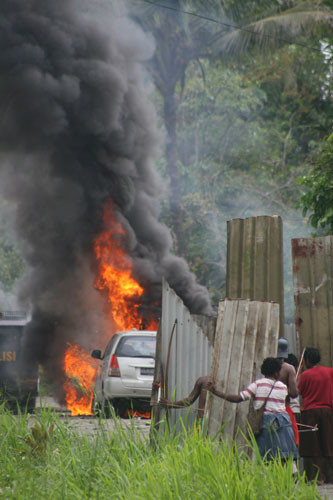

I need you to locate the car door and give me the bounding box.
[94,334,120,401]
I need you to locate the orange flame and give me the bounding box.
[124,409,151,419]
[94,199,157,331]
[63,343,98,416]
[63,199,158,415]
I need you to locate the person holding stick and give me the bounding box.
[207,357,299,463]
[298,347,333,483]
[159,376,211,419]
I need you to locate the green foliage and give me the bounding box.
[156,43,332,312]
[132,0,332,260]
[154,30,331,319]
[0,407,321,499]
[299,134,333,234]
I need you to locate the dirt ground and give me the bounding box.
[34,397,333,499]
[55,412,152,437]
[34,396,151,437]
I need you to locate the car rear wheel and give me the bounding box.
[112,398,152,418]
[112,399,128,418]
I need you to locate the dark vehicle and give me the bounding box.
[0,312,38,412]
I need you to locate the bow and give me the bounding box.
[163,318,178,403]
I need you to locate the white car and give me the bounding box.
[91,330,156,417]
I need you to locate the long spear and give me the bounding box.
[296,348,306,380]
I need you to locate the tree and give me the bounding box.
[131,0,332,255]
[155,36,332,314]
[131,0,226,255]
[299,134,333,235]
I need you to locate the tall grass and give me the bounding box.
[0,404,320,499]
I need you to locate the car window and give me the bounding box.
[115,336,156,358]
[103,335,119,359]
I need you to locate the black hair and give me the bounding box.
[261,357,282,377]
[287,353,298,369]
[304,348,321,366]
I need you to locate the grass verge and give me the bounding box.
[0,404,321,499]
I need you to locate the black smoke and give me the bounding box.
[0,0,211,395]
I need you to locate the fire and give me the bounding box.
[124,409,151,419]
[63,343,98,416]
[94,199,158,331]
[63,199,158,415]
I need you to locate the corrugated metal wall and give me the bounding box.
[292,236,333,366]
[205,298,280,443]
[226,216,284,336]
[151,278,215,431]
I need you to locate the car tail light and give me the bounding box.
[108,354,120,377]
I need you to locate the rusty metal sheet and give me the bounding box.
[292,236,333,366]
[152,278,215,432]
[226,216,284,336]
[205,298,279,443]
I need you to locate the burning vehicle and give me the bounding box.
[0,1,211,417]
[91,329,156,417]
[0,312,38,412]
[61,202,160,417]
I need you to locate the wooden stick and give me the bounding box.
[298,428,318,433]
[296,348,305,380]
[297,422,318,429]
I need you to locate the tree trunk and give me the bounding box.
[163,87,186,256]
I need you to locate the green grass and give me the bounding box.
[0,404,320,499]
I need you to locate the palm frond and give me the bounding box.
[214,8,333,55]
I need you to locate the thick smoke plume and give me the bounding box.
[0,0,211,398]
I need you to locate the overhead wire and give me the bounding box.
[134,0,325,53]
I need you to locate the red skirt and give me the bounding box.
[286,405,299,446]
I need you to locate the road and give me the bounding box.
[34,396,151,437]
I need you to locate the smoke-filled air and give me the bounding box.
[0,0,211,401]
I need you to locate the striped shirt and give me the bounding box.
[240,378,287,414]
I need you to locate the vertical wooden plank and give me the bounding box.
[222,300,249,440]
[226,220,243,298]
[227,216,284,337]
[325,237,333,364]
[234,301,260,443]
[293,236,333,367]
[240,219,255,298]
[312,239,329,362]
[254,303,270,378]
[206,300,236,436]
[268,216,284,332]
[253,217,268,301]
[205,299,280,441]
[266,303,280,357]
